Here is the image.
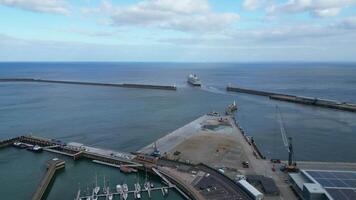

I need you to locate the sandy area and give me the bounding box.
[166,132,249,171]
[139,114,255,177]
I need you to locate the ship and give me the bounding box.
[13,142,27,148]
[94,174,100,195]
[187,74,202,86]
[26,144,43,152]
[122,184,128,200]
[134,183,141,199]
[120,165,138,173]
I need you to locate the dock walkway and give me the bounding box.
[32,159,65,200]
[77,186,174,200]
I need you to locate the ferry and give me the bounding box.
[187,74,202,86]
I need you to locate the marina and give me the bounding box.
[75,185,172,200]
[0,135,185,199]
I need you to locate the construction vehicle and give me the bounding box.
[276,106,298,172]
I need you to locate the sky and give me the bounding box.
[0,0,356,62]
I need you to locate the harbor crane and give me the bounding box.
[276,105,298,172]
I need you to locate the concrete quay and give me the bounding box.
[0,78,177,91]
[139,112,287,200]
[226,85,356,112]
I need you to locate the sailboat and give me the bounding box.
[94,175,100,195]
[103,176,107,194]
[107,187,113,200]
[116,184,123,200]
[122,184,128,200]
[134,183,141,199]
[86,185,92,200]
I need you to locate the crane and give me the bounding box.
[276,105,298,172]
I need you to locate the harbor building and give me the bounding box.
[289,169,356,200]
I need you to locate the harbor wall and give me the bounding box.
[226,86,288,97]
[0,136,22,149]
[234,119,266,160]
[227,86,356,112]
[0,78,177,91]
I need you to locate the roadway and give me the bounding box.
[227,116,298,200]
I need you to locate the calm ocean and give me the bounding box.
[0,62,356,199]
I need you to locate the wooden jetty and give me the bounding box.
[32,158,65,200]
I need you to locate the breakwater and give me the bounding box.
[227,86,356,112]
[0,78,177,91]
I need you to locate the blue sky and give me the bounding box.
[0,0,355,62]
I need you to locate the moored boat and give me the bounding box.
[26,144,42,152]
[120,165,138,173]
[122,184,128,200]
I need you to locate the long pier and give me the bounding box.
[0,78,177,91]
[227,86,356,112]
[1,135,140,167]
[32,158,65,200]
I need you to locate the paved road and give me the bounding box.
[227,116,298,200]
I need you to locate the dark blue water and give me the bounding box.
[0,62,356,199]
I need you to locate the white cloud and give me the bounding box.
[335,16,356,29]
[54,27,117,37]
[313,7,341,17]
[159,16,356,48]
[0,0,70,15]
[243,0,262,11]
[1,28,355,62]
[268,0,356,17]
[84,0,239,33]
